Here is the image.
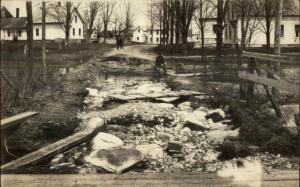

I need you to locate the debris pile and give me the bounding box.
[48,78,299,173]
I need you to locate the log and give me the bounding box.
[242,51,298,64]
[238,71,300,95]
[1,111,39,130]
[1,170,298,187]
[1,118,105,171]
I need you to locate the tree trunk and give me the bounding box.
[103,23,107,44]
[170,3,174,45]
[42,1,47,82]
[272,0,283,99]
[26,2,33,60]
[216,0,224,64]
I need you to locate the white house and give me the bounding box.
[224,15,300,47]
[1,2,84,42]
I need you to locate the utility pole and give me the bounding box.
[42,1,47,82]
[273,0,283,98]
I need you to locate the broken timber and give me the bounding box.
[1,119,105,171]
[1,170,298,187]
[242,51,298,64]
[110,91,203,101]
[238,71,300,96]
[1,111,39,130]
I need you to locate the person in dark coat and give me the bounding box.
[155,52,167,75]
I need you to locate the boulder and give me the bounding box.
[167,141,184,153]
[84,147,143,173]
[135,144,164,160]
[210,122,232,131]
[91,132,124,151]
[156,132,175,142]
[203,150,220,162]
[178,102,192,111]
[178,110,209,131]
[205,109,226,122]
[50,154,65,166]
[206,129,239,144]
[85,117,105,130]
[156,97,180,103]
[219,140,251,159]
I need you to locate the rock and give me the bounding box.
[210,122,232,131]
[167,141,183,153]
[205,109,226,122]
[281,105,299,128]
[135,144,164,160]
[156,132,174,142]
[206,129,239,144]
[50,154,65,166]
[91,132,124,151]
[203,150,220,162]
[178,110,209,131]
[219,140,251,159]
[178,102,192,111]
[156,97,180,103]
[78,167,98,174]
[85,147,143,173]
[85,117,105,130]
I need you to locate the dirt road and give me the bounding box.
[104,45,157,61]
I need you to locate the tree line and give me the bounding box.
[148,0,297,56]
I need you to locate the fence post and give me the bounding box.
[247,57,255,104]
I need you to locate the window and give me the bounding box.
[18,30,22,36]
[156,37,159,42]
[16,8,19,18]
[156,30,159,35]
[7,30,11,37]
[138,29,140,33]
[36,28,39,36]
[78,28,81,36]
[213,25,218,33]
[295,25,300,37]
[137,37,139,41]
[73,28,75,36]
[280,25,284,37]
[57,1,61,6]
[75,16,77,23]
[196,36,199,40]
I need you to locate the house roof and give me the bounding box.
[33,7,84,24]
[1,17,27,29]
[1,6,13,18]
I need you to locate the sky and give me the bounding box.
[2,0,151,28]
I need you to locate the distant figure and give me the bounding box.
[155,52,167,75]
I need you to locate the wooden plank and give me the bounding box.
[1,111,39,130]
[1,119,105,171]
[111,91,203,101]
[242,51,298,64]
[238,71,300,95]
[1,170,298,187]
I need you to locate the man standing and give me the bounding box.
[155,52,167,75]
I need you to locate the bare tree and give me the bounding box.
[215,0,229,63]
[123,1,134,43]
[256,0,277,53]
[85,1,104,44]
[178,0,196,45]
[95,17,103,43]
[102,1,116,43]
[234,0,260,51]
[193,0,215,49]
[48,1,79,46]
[146,2,155,44]
[112,13,123,38]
